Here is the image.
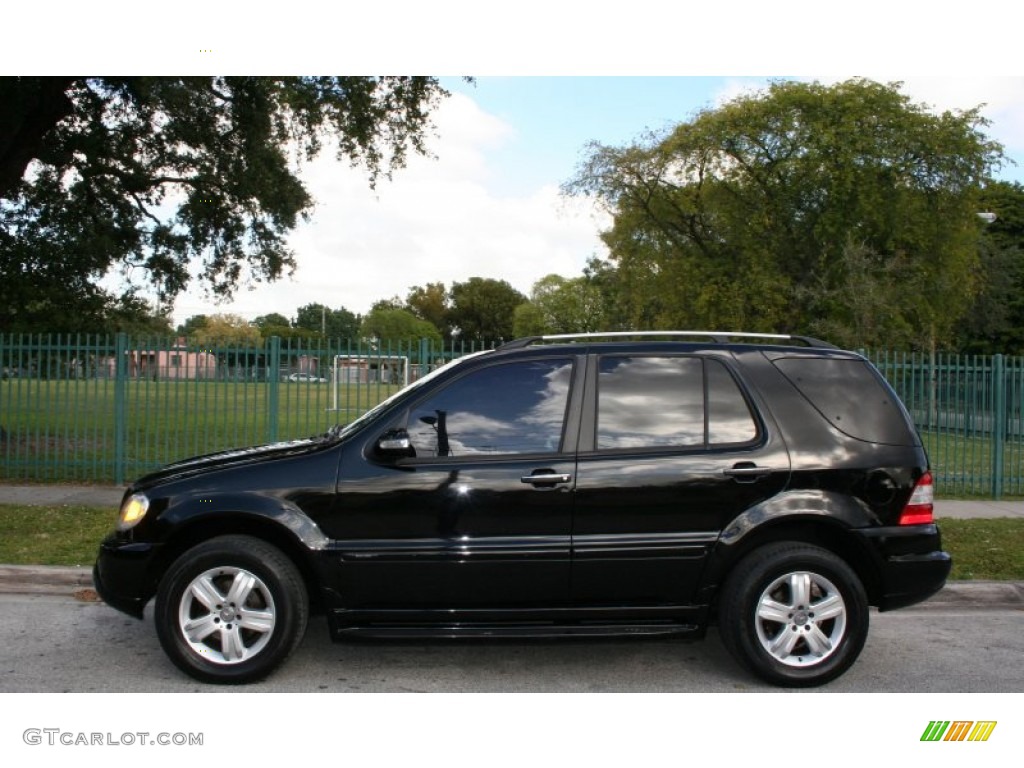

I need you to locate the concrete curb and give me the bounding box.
[0,565,97,598]
[0,564,1020,609]
[913,580,1024,609]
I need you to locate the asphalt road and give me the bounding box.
[1,594,1020,693]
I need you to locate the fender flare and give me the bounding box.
[698,489,881,603]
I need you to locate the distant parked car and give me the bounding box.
[287,372,327,383]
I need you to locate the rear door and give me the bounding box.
[571,352,790,605]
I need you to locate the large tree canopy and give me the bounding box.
[1,76,449,332]
[566,78,1005,348]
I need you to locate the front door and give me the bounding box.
[332,355,581,611]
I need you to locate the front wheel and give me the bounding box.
[155,535,308,684]
[718,542,868,687]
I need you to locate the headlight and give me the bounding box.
[117,493,150,531]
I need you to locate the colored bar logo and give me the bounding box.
[921,721,997,742]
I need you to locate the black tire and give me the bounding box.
[155,535,308,684]
[718,542,868,687]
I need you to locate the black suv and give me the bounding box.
[93,332,950,687]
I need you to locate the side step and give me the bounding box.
[329,623,702,640]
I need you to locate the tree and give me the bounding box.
[252,313,291,330]
[797,240,918,349]
[369,296,406,313]
[512,301,549,337]
[253,310,318,341]
[958,181,1024,353]
[192,313,260,347]
[581,256,631,331]
[293,303,361,339]
[521,273,606,334]
[405,282,450,337]
[103,294,174,337]
[0,283,172,335]
[566,79,1004,348]
[448,277,527,342]
[1,76,450,331]
[360,307,442,346]
[177,314,209,337]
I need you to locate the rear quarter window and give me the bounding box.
[771,357,919,446]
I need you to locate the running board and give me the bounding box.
[329,623,702,640]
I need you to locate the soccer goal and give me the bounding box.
[329,354,410,413]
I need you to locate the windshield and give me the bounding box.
[333,349,494,439]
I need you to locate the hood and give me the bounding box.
[132,428,341,489]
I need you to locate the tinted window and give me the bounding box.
[407,359,573,457]
[597,356,758,450]
[708,359,759,444]
[772,357,918,446]
[597,356,704,449]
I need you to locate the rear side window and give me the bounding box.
[596,355,758,450]
[772,357,918,446]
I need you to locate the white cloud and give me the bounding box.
[895,77,1024,155]
[170,93,608,325]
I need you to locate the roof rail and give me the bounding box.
[497,331,837,350]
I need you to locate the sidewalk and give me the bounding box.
[0,484,125,508]
[0,484,1022,603]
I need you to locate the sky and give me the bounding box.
[161,75,1024,328]
[5,5,1023,329]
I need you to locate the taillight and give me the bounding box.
[898,472,934,525]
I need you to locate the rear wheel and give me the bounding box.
[155,535,308,684]
[718,542,868,687]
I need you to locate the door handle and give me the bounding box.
[521,472,572,485]
[722,463,773,483]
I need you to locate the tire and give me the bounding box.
[718,542,868,687]
[155,535,309,684]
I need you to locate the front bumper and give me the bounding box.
[854,524,952,611]
[92,534,161,619]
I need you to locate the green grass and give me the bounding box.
[937,518,1024,581]
[1,504,1021,582]
[0,504,113,566]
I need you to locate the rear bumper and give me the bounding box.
[854,524,952,611]
[872,550,952,611]
[92,534,161,619]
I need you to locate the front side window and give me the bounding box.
[406,358,573,457]
[596,355,758,450]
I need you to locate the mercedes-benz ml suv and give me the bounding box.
[94,332,951,687]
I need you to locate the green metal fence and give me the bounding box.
[2,334,1023,497]
[0,333,488,486]
[870,351,1024,498]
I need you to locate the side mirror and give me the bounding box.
[376,429,414,457]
